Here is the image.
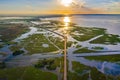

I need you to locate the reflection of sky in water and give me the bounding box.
[44,15,120,35]
[73,57,120,76]
[72,15,120,35]
[45,15,120,76]
[102,62,120,76]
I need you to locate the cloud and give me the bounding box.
[73,0,120,14]
[69,0,104,14]
[98,1,120,13]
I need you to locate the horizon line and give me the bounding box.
[0,13,120,17]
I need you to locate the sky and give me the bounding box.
[0,0,120,15]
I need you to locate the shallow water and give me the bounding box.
[0,15,120,78]
[72,15,120,35]
[72,57,120,76]
[47,14,120,35]
[14,27,37,42]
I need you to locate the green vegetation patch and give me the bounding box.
[50,20,75,27]
[67,41,73,47]
[71,61,107,80]
[6,41,18,45]
[0,24,29,42]
[72,61,89,73]
[0,67,57,80]
[48,36,64,49]
[0,52,7,57]
[85,55,120,62]
[71,61,118,80]
[0,62,6,69]
[21,34,58,54]
[35,58,64,71]
[73,47,96,54]
[35,59,56,70]
[76,45,82,48]
[91,46,104,50]
[50,20,63,26]
[0,44,3,48]
[90,34,120,45]
[71,26,106,41]
[12,50,24,56]
[68,71,89,80]
[48,36,73,49]
[10,45,22,52]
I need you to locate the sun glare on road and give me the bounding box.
[61,0,73,7]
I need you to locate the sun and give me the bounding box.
[61,0,73,7]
